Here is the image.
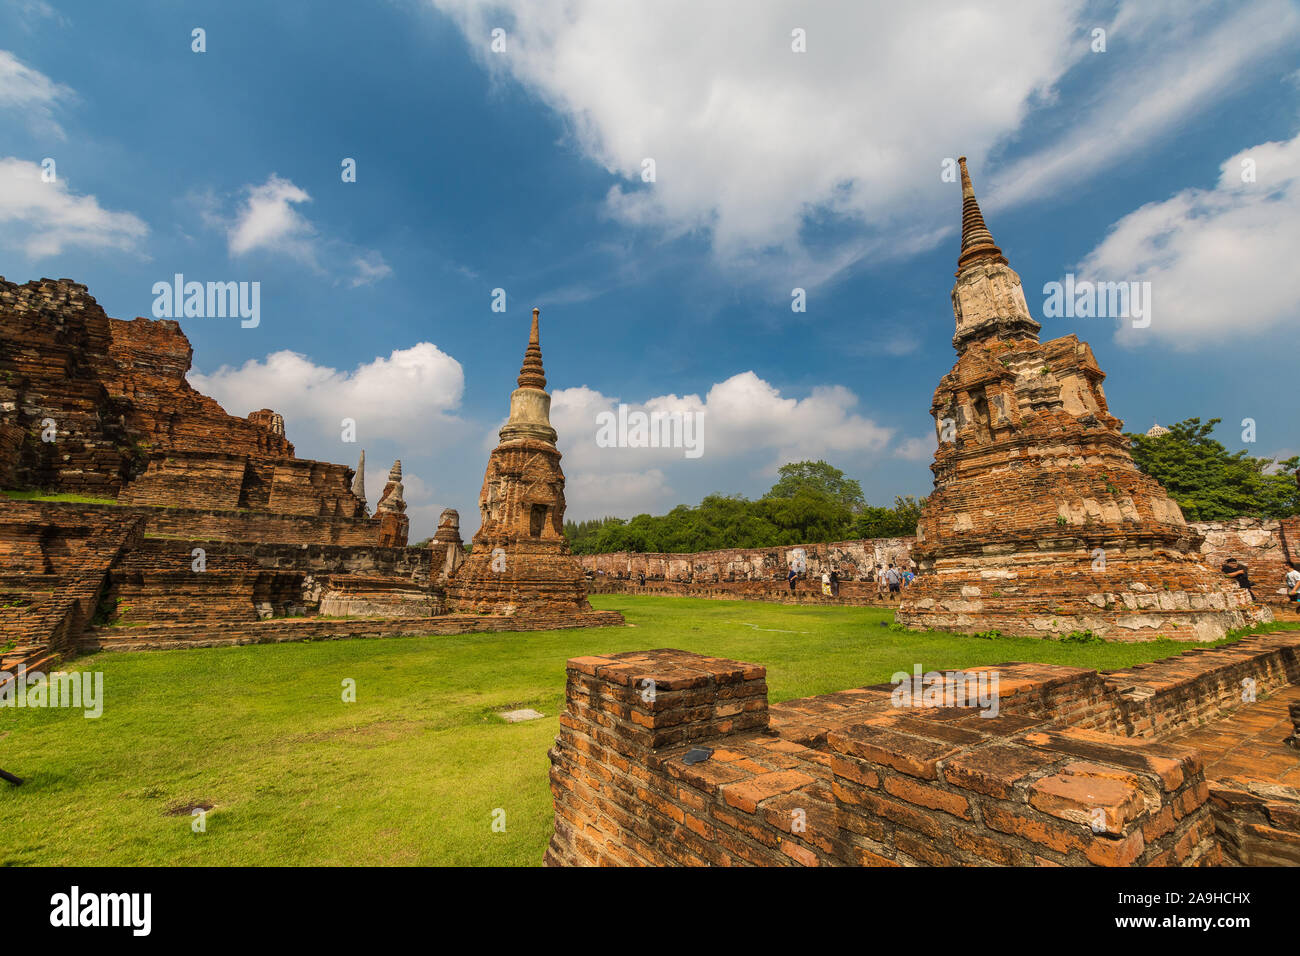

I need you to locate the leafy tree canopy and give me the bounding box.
[1126,418,1298,522]
[564,461,920,554]
[763,460,865,512]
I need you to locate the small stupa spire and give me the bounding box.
[516,307,547,390]
[956,157,1008,273]
[352,449,366,502]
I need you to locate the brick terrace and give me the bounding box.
[546,632,1300,867]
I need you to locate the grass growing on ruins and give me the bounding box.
[2,490,119,505]
[0,595,1284,867]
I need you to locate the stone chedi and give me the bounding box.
[445,309,592,615]
[374,459,408,547]
[896,158,1270,641]
[429,508,465,583]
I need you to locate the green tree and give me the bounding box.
[763,460,865,512]
[561,461,926,553]
[1126,418,1299,521]
[852,495,923,538]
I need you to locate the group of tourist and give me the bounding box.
[1220,557,1300,608]
[781,562,915,601]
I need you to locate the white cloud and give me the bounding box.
[544,372,897,519]
[205,173,393,285]
[565,468,672,521]
[0,156,148,258]
[0,49,71,138]
[895,434,937,462]
[1076,130,1300,349]
[989,1,1300,210]
[226,174,317,261]
[428,0,1296,285]
[189,342,468,450]
[350,251,394,287]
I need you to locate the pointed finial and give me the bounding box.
[352,449,366,501]
[956,156,1007,273]
[516,306,547,390]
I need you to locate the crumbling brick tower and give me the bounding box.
[896,158,1270,641]
[445,309,592,615]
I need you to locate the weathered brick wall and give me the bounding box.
[547,635,1300,866]
[104,543,307,625]
[1,276,367,522]
[0,507,143,673]
[1192,518,1293,604]
[118,452,248,510]
[101,314,293,460]
[4,499,389,547]
[0,423,24,488]
[0,278,133,496]
[580,522,1291,612]
[580,537,915,583]
[588,578,889,605]
[80,608,625,652]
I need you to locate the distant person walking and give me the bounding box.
[885,564,903,602]
[829,568,840,597]
[874,564,886,602]
[821,569,832,597]
[787,567,798,593]
[638,570,646,587]
[1285,563,1300,607]
[1221,558,1257,601]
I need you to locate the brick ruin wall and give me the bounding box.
[0,497,621,667]
[580,537,915,583]
[581,519,1300,607]
[546,633,1300,867]
[0,277,366,522]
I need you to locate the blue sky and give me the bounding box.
[3,0,1299,539]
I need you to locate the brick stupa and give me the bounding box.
[445,308,593,615]
[896,158,1270,641]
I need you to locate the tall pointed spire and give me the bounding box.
[499,307,557,444]
[516,307,547,390]
[956,157,1007,273]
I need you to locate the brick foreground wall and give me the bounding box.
[547,634,1300,866]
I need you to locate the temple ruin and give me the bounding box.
[446,309,594,615]
[895,159,1271,641]
[0,278,619,674]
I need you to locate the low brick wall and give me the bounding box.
[546,633,1300,866]
[579,537,915,583]
[587,578,893,606]
[80,609,625,652]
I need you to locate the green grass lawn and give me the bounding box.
[0,595,1280,867]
